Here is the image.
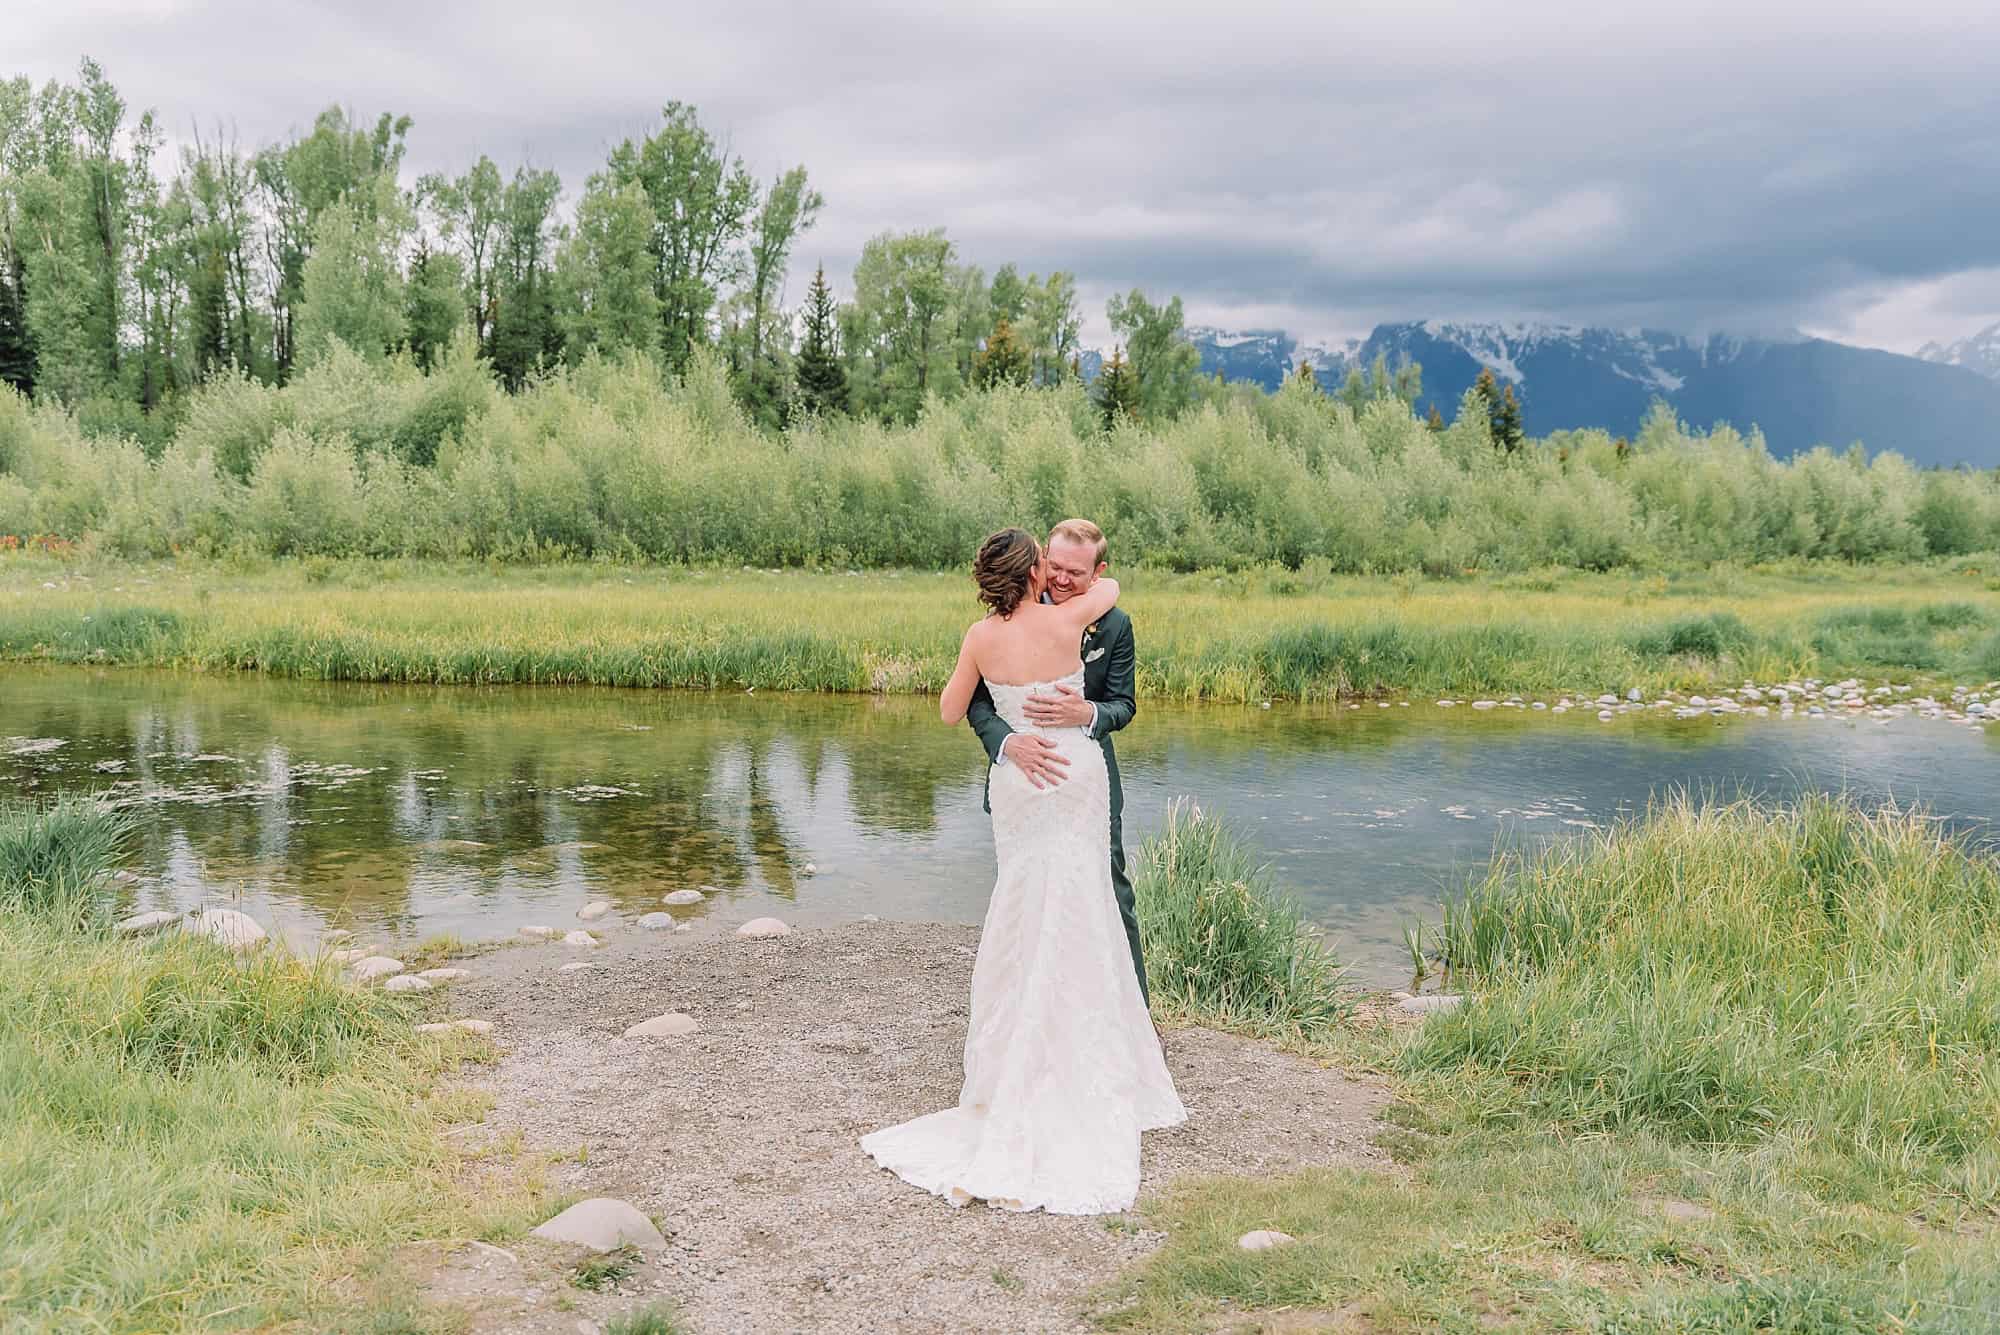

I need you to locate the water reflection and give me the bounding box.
[3,665,1994,982]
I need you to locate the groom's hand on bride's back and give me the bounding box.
[1022,682,1094,729]
[1000,734,1070,789]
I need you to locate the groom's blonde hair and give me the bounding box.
[1048,518,1108,566]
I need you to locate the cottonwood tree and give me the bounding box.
[556,176,660,360]
[603,102,758,372]
[845,228,960,421]
[1105,288,1200,422]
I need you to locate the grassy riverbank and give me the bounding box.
[1102,796,2000,1330]
[5,554,2000,702]
[0,799,544,1333]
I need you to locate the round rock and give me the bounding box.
[384,974,433,993]
[1238,1230,1296,1251]
[518,925,560,941]
[416,1018,494,1036]
[417,967,469,983]
[637,912,676,931]
[1397,993,1468,1014]
[349,955,405,981]
[662,889,705,907]
[561,930,599,948]
[530,1198,666,1251]
[737,917,791,939]
[181,909,268,953]
[576,901,611,921]
[623,1012,700,1039]
[328,947,371,965]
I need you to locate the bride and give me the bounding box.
[862,527,1185,1215]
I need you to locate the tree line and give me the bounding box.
[6,58,1407,438]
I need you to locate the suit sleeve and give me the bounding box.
[1092,618,1137,740]
[966,676,1013,763]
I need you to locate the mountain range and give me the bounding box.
[1178,322,2000,468]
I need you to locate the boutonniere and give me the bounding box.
[1085,623,1100,637]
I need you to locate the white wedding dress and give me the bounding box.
[862,668,1186,1215]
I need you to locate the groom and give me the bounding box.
[966,518,1146,1003]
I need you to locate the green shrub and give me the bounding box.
[0,796,132,923]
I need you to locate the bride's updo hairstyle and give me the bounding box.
[973,527,1040,617]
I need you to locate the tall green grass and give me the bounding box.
[6,559,1998,701]
[1134,801,1353,1038]
[0,799,531,1331]
[1405,793,2000,1209]
[0,795,133,924]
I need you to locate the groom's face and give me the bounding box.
[1043,536,1106,605]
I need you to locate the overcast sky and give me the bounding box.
[14,0,2000,353]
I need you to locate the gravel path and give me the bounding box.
[426,920,1392,1334]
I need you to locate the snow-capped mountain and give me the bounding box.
[1182,320,2000,467]
[1917,322,2000,382]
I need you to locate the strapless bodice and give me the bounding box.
[983,666,1086,736]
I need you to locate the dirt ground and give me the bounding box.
[411,919,1394,1334]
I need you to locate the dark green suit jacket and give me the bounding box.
[965,605,1136,818]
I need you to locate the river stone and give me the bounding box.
[562,930,599,947]
[737,917,791,939]
[1470,700,1497,710]
[110,869,141,885]
[329,947,371,965]
[384,974,432,993]
[418,967,469,983]
[530,1198,666,1251]
[518,925,560,940]
[322,927,353,942]
[115,910,180,937]
[1597,709,1615,721]
[416,1018,494,1036]
[577,901,611,921]
[181,909,267,952]
[801,862,818,876]
[623,1012,700,1039]
[637,912,675,930]
[1238,1230,1296,1251]
[349,956,405,981]
[662,889,705,906]
[1397,993,1467,1014]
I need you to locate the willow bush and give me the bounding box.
[4,339,1999,571]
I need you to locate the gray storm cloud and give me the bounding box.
[15,0,2000,349]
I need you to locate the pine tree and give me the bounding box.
[795,263,847,416]
[1290,359,1319,393]
[1425,403,1445,432]
[0,257,34,396]
[1094,345,1140,428]
[972,316,1031,388]
[1493,383,1524,453]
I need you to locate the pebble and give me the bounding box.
[1597,710,1615,722]
[623,1012,700,1039]
[737,917,792,939]
[384,974,433,993]
[1238,1230,1296,1251]
[180,908,268,953]
[114,910,179,937]
[1396,994,1467,1014]
[349,956,405,981]
[637,912,676,930]
[530,1198,666,1251]
[416,1019,495,1036]
[577,901,612,921]
[518,925,560,941]
[562,930,600,948]
[662,889,706,906]
[801,862,818,877]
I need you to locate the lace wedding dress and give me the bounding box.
[862,668,1186,1215]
